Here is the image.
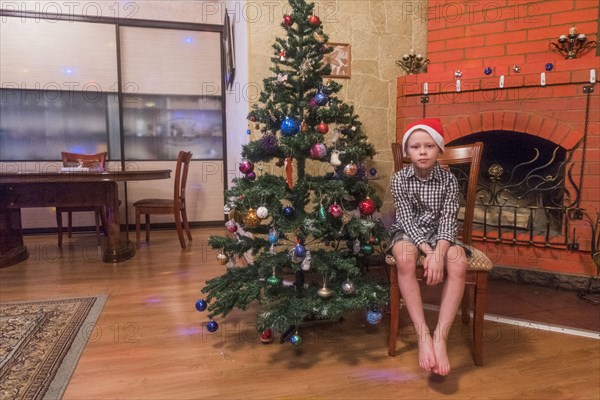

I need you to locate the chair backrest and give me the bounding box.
[174,151,193,206]
[391,142,484,245]
[61,151,107,171]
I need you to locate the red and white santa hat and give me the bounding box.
[401,118,445,157]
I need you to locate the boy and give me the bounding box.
[389,118,468,376]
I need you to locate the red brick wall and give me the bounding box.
[396,0,599,276]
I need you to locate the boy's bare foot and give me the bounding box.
[432,339,450,376]
[418,334,437,373]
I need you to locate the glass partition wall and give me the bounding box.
[0,14,224,162]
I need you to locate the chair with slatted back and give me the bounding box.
[134,151,193,249]
[56,151,107,247]
[387,141,493,366]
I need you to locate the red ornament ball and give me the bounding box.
[308,15,321,27]
[283,15,293,26]
[249,115,256,122]
[239,160,254,175]
[358,197,376,216]
[260,328,274,344]
[328,203,343,218]
[316,122,329,134]
[310,143,327,159]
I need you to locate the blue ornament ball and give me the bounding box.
[366,308,383,325]
[369,167,378,176]
[313,92,329,106]
[484,67,493,75]
[294,243,306,258]
[545,62,554,71]
[195,299,208,312]
[290,334,302,346]
[207,320,219,333]
[268,230,279,244]
[280,117,300,136]
[283,206,295,218]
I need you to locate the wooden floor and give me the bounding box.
[1,228,599,400]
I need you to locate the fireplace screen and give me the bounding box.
[449,131,582,249]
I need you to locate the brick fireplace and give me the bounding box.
[396,1,599,277]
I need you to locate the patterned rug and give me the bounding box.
[0,296,107,400]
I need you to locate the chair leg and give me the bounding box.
[174,210,186,249]
[472,271,488,366]
[56,210,63,247]
[135,209,141,249]
[181,207,192,241]
[145,214,151,242]
[388,265,399,356]
[94,208,101,245]
[461,285,471,324]
[67,211,73,238]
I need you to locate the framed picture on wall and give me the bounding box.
[323,43,351,79]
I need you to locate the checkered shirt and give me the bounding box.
[390,162,459,249]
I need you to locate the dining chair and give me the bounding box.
[134,151,193,249]
[387,142,493,366]
[56,151,107,247]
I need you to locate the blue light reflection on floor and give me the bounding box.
[356,368,419,382]
[144,296,162,304]
[177,326,202,336]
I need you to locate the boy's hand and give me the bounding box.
[423,241,451,286]
[424,253,444,285]
[419,244,439,285]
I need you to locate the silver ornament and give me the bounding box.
[341,279,356,294]
[301,251,312,271]
[256,206,269,219]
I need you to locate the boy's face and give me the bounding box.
[405,129,440,177]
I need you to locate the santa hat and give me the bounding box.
[402,118,445,157]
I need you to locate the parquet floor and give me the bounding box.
[1,227,598,399]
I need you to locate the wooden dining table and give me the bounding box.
[0,169,171,267]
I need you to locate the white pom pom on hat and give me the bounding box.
[401,118,445,157]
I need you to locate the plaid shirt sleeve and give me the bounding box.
[391,171,428,248]
[436,172,459,243]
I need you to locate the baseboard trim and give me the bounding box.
[490,265,600,293]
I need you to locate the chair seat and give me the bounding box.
[385,245,493,272]
[133,199,174,208]
[134,150,193,250]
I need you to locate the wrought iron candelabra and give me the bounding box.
[549,26,597,59]
[396,49,429,74]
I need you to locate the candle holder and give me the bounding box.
[549,26,597,59]
[396,49,429,74]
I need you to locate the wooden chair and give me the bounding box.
[56,151,107,247]
[134,151,193,249]
[387,142,493,366]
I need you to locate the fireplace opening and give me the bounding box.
[449,131,568,240]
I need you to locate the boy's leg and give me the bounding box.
[433,245,468,375]
[392,241,435,373]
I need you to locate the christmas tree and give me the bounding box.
[198,0,389,344]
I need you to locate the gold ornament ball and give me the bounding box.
[217,253,229,265]
[243,208,261,228]
[317,286,333,298]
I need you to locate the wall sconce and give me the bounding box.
[549,26,597,59]
[396,48,430,74]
